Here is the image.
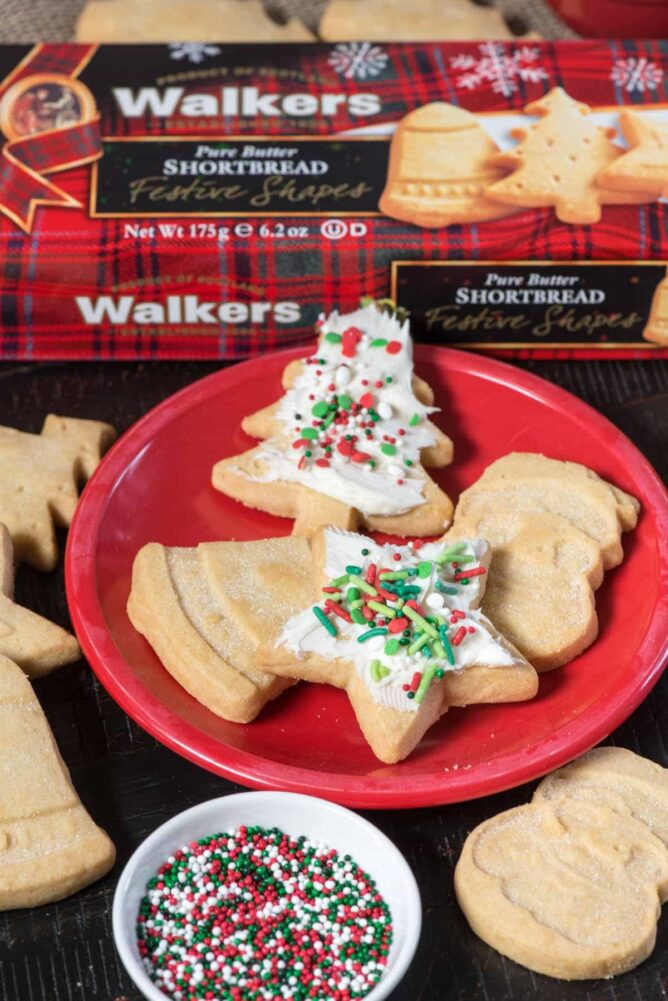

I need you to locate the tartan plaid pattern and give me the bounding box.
[16,117,100,174]
[0,41,666,359]
[0,45,100,233]
[0,44,95,92]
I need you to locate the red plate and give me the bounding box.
[66,347,668,808]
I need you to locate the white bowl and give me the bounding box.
[113,791,421,1001]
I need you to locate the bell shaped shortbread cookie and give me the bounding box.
[379,102,517,228]
[0,654,115,909]
[127,536,314,723]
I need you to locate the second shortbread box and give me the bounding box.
[0,39,666,358]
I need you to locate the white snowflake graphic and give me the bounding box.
[328,42,389,81]
[610,57,664,94]
[168,42,222,64]
[450,43,547,99]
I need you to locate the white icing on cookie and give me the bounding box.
[279,528,522,713]
[243,304,440,517]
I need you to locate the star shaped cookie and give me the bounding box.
[0,524,80,677]
[599,110,668,198]
[0,415,116,571]
[256,527,537,763]
[212,303,454,539]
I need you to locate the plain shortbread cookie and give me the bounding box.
[0,524,80,677]
[455,796,668,980]
[0,414,116,571]
[0,654,115,910]
[127,536,313,723]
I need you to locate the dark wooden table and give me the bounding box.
[0,358,666,1001]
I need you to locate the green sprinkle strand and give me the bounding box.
[358,627,388,642]
[347,573,378,597]
[312,605,337,636]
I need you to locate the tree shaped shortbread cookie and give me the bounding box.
[212,303,454,539]
[0,524,80,677]
[0,415,116,571]
[486,87,650,224]
[256,527,537,763]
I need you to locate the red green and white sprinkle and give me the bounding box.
[137,825,393,1001]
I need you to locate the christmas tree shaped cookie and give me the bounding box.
[0,524,80,677]
[0,654,115,909]
[212,303,454,538]
[486,87,650,224]
[256,527,537,763]
[0,415,116,571]
[599,110,668,199]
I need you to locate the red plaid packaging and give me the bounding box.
[0,40,666,359]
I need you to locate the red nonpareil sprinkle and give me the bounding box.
[451,626,467,646]
[392,553,402,562]
[453,566,487,581]
[337,439,354,457]
[374,380,383,389]
[325,600,352,623]
[342,326,362,358]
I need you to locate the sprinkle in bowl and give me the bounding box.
[113,791,421,1001]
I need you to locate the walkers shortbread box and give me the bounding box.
[0,40,666,359]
